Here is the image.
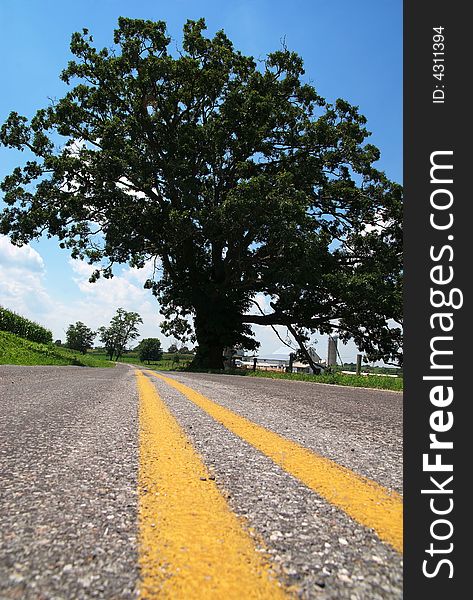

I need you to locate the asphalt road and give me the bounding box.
[0,365,403,599]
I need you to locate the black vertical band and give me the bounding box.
[404,2,468,597]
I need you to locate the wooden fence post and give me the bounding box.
[356,354,362,376]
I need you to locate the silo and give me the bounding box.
[327,336,338,366]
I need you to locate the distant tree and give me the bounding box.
[167,343,178,354]
[98,327,117,361]
[138,338,163,364]
[178,345,190,354]
[98,308,142,361]
[54,339,62,346]
[65,321,95,354]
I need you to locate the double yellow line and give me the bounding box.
[136,371,286,598]
[136,370,403,598]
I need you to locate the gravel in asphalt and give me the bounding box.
[0,364,139,600]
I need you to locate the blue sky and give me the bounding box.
[0,0,402,360]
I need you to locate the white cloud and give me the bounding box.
[67,258,164,343]
[0,235,53,322]
[0,235,44,271]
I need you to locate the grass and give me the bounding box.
[0,331,113,367]
[246,369,403,391]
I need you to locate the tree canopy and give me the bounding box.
[138,337,163,364]
[65,321,95,354]
[98,308,142,361]
[0,17,402,369]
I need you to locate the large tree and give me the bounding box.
[0,18,402,369]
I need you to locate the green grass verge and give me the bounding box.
[0,331,113,367]
[246,369,403,391]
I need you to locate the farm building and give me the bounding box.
[239,346,325,374]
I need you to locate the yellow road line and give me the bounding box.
[136,370,289,599]
[146,371,403,554]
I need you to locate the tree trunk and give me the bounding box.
[287,324,320,374]
[190,306,226,370]
[192,342,225,370]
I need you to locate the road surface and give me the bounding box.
[0,364,403,599]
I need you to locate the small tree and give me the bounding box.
[98,327,117,361]
[98,308,142,360]
[167,343,178,354]
[138,338,163,364]
[66,321,95,354]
